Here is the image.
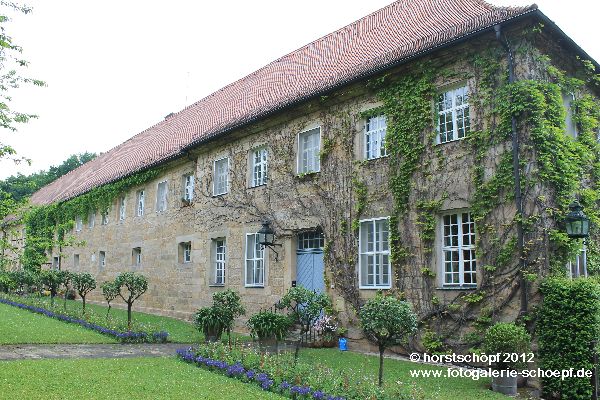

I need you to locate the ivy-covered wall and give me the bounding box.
[15,20,600,349]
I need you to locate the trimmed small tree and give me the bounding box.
[72,272,96,314]
[62,271,73,310]
[40,269,64,305]
[279,285,331,361]
[212,289,245,346]
[101,281,120,317]
[360,292,417,386]
[114,272,148,330]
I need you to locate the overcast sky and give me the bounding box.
[0,0,597,179]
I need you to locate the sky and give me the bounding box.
[0,0,598,179]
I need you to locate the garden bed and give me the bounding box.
[0,296,168,343]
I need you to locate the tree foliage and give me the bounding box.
[359,292,417,386]
[72,272,96,313]
[101,280,119,317]
[114,272,148,330]
[212,289,245,345]
[0,152,96,201]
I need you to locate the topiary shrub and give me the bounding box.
[194,306,226,342]
[114,272,148,330]
[538,277,600,400]
[483,322,530,370]
[212,289,245,346]
[101,281,119,317]
[247,310,291,341]
[72,272,96,314]
[279,286,331,361]
[360,292,417,386]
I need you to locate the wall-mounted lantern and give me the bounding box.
[258,221,282,261]
[565,201,590,240]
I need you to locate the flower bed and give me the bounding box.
[0,297,168,343]
[176,342,409,400]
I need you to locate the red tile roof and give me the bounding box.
[31,0,536,205]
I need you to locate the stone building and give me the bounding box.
[27,0,599,345]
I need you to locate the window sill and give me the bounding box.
[212,192,228,197]
[436,135,468,146]
[364,154,389,162]
[244,285,265,288]
[436,285,477,290]
[209,284,225,288]
[249,183,267,189]
[359,285,392,290]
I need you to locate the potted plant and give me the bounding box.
[247,310,291,352]
[483,322,531,396]
[194,306,226,342]
[313,314,339,348]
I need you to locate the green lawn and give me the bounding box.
[0,357,282,400]
[0,302,116,344]
[298,348,508,400]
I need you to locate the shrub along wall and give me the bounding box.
[537,278,600,400]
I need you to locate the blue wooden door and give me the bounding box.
[296,230,325,293]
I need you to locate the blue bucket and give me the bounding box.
[338,337,347,351]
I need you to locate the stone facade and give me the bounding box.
[26,16,597,350]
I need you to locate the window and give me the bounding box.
[212,238,226,285]
[437,85,470,144]
[88,211,95,229]
[563,93,578,138]
[245,233,264,287]
[101,210,109,225]
[75,216,83,232]
[137,190,145,216]
[298,229,324,250]
[365,115,387,160]
[567,245,587,278]
[156,181,168,212]
[251,148,268,187]
[182,174,194,202]
[178,241,192,264]
[132,247,142,266]
[213,158,229,196]
[52,256,60,270]
[359,218,391,289]
[119,196,126,221]
[298,127,321,174]
[441,211,476,286]
[99,251,106,267]
[73,254,80,269]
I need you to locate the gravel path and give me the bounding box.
[0,343,193,361]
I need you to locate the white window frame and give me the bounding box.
[99,251,106,268]
[75,216,83,232]
[567,245,587,278]
[88,211,95,229]
[119,196,126,221]
[101,210,109,225]
[245,233,264,287]
[364,114,388,160]
[297,127,321,174]
[132,247,142,266]
[358,217,391,289]
[156,180,168,212]
[440,211,477,287]
[137,190,145,217]
[183,174,195,202]
[180,241,192,264]
[213,157,229,196]
[212,238,226,286]
[437,85,470,144]
[250,147,268,187]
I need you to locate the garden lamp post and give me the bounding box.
[565,201,590,240]
[258,221,282,261]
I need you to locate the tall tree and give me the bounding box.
[0,2,45,160]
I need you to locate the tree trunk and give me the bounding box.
[378,344,385,387]
[82,296,86,314]
[127,302,132,330]
[106,303,111,318]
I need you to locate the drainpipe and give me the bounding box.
[494,24,528,317]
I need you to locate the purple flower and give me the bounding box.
[246,370,255,380]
